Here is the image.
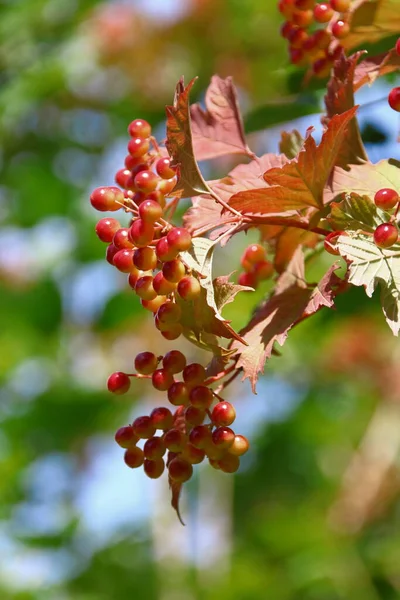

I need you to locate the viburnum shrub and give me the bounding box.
[90,4,400,521]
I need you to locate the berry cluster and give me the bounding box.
[388,39,400,112]
[324,188,400,255]
[91,119,202,341]
[238,244,274,288]
[109,350,249,481]
[279,0,351,76]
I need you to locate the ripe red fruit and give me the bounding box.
[158,177,177,195]
[115,425,139,448]
[289,27,308,49]
[143,436,166,459]
[127,137,150,157]
[150,406,173,430]
[153,272,177,295]
[184,405,206,427]
[157,301,182,324]
[182,444,205,465]
[324,231,343,256]
[113,228,133,249]
[155,237,179,262]
[396,38,400,57]
[183,363,206,385]
[135,352,158,374]
[107,371,131,394]
[189,425,212,449]
[177,276,201,300]
[163,350,187,374]
[212,426,235,449]
[133,246,157,271]
[141,296,166,313]
[132,416,156,439]
[167,227,192,252]
[135,276,157,300]
[330,0,350,11]
[313,57,331,78]
[128,219,154,247]
[160,325,183,340]
[243,244,266,264]
[167,382,190,406]
[162,259,186,283]
[314,28,331,49]
[139,199,163,223]
[238,272,258,288]
[168,457,193,482]
[134,170,159,194]
[163,429,187,452]
[218,454,240,473]
[313,2,334,22]
[295,0,314,8]
[388,87,400,112]
[373,223,399,248]
[292,9,313,27]
[278,0,296,18]
[289,48,304,65]
[115,168,133,189]
[144,458,165,479]
[374,188,399,210]
[211,401,236,427]
[280,21,297,39]
[228,434,250,457]
[128,119,151,139]
[155,157,176,179]
[254,260,274,280]
[128,269,141,290]
[152,368,174,391]
[95,218,121,242]
[90,186,124,212]
[124,447,144,468]
[332,19,350,39]
[190,386,213,409]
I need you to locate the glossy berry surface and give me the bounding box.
[124,447,144,468]
[211,401,236,426]
[332,19,350,39]
[152,368,174,391]
[134,351,158,374]
[177,276,201,300]
[155,157,176,179]
[167,227,192,252]
[107,371,131,394]
[115,426,139,448]
[150,407,173,430]
[132,416,156,439]
[162,350,186,374]
[374,188,399,210]
[144,458,165,479]
[128,119,151,139]
[90,187,124,212]
[168,457,193,482]
[313,2,333,22]
[388,87,400,112]
[330,0,350,10]
[95,218,121,242]
[373,223,398,248]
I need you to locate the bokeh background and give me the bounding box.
[1,1,400,598]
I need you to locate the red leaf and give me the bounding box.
[353,48,400,91]
[190,75,253,160]
[229,109,358,214]
[232,250,340,391]
[323,52,368,167]
[165,77,210,199]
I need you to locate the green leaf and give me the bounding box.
[327,159,400,203]
[329,192,387,232]
[279,129,305,159]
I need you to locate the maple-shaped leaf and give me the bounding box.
[232,249,341,391]
[340,0,400,51]
[330,194,400,335]
[190,75,253,161]
[279,129,305,159]
[165,77,211,199]
[353,48,400,91]
[323,52,368,167]
[326,159,400,204]
[168,406,186,525]
[229,108,358,214]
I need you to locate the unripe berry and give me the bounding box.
[168,457,193,482]
[153,272,177,295]
[168,382,190,406]
[228,434,250,457]
[157,301,182,324]
[144,458,165,479]
[107,371,131,394]
[212,426,235,449]
[189,425,212,449]
[388,87,400,112]
[132,416,156,439]
[374,188,399,210]
[167,227,192,252]
[124,446,144,468]
[163,350,187,374]
[150,406,173,430]
[332,19,350,39]
[373,223,399,248]
[133,246,157,271]
[95,218,121,242]
[152,368,174,391]
[183,363,206,385]
[135,276,157,300]
[211,401,236,427]
[134,351,158,374]
[128,119,151,139]
[143,436,166,459]
[163,429,187,452]
[139,199,163,223]
[218,454,240,473]
[115,425,139,448]
[90,186,124,212]
[113,228,134,249]
[156,157,176,179]
[313,2,333,22]
[127,137,150,157]
[156,236,179,262]
[128,219,154,247]
[177,276,201,300]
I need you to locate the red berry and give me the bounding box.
[289,48,305,65]
[113,249,135,273]
[141,295,166,312]
[135,276,157,300]
[115,168,133,189]
[189,425,212,450]
[177,276,201,300]
[127,137,150,157]
[124,154,144,171]
[373,223,399,248]
[278,0,296,18]
[157,301,182,324]
[134,170,159,194]
[150,406,173,430]
[107,371,131,394]
[388,87,400,112]
[155,236,179,262]
[124,446,144,468]
[160,325,183,340]
[167,382,190,406]
[295,0,314,8]
[158,177,177,195]
[313,57,332,78]
[163,429,187,452]
[162,259,186,283]
[135,351,158,374]
[330,0,350,11]
[292,8,313,27]
[106,243,119,265]
[374,188,399,210]
[168,457,193,483]
[254,260,274,280]
[146,190,166,208]
[183,363,206,385]
[115,425,139,448]
[153,272,177,295]
[313,2,334,22]
[128,219,154,247]
[314,28,331,49]
[152,368,174,391]
[144,458,165,479]
[133,246,157,270]
[228,434,250,456]
[90,186,124,212]
[189,386,213,409]
[128,268,141,289]
[113,228,133,249]
[182,444,205,464]
[155,157,176,180]
[281,21,297,39]
[132,416,156,439]
[211,401,236,427]
[212,426,235,449]
[238,272,258,288]
[139,199,163,223]
[289,28,308,49]
[143,436,166,459]
[218,454,240,473]
[128,119,151,139]
[166,227,192,252]
[396,38,400,56]
[243,244,266,264]
[163,350,187,374]
[184,405,206,427]
[332,19,350,39]
[95,218,121,242]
